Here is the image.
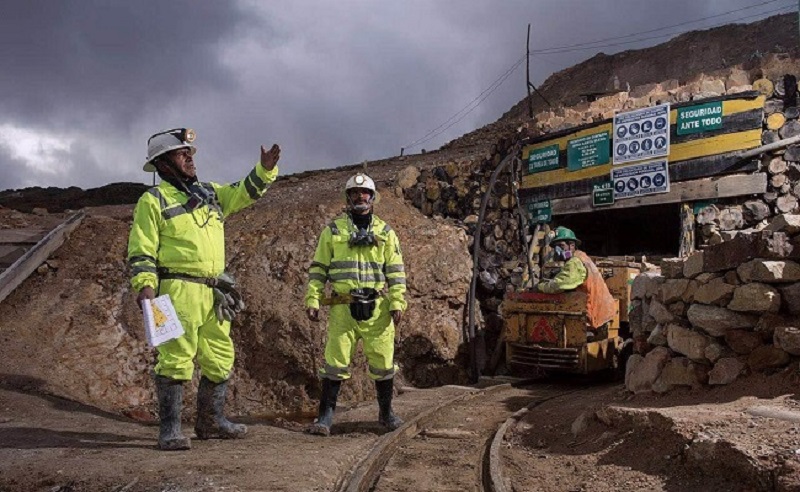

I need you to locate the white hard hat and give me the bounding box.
[345,173,376,194]
[143,128,196,172]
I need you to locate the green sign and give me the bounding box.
[592,181,614,207]
[527,144,560,174]
[677,101,723,135]
[567,131,610,171]
[527,199,551,224]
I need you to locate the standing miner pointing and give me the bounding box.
[128,128,280,450]
[305,173,407,436]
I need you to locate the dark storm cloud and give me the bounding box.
[0,0,249,131]
[0,0,790,189]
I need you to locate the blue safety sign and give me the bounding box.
[613,103,671,164]
[611,159,670,199]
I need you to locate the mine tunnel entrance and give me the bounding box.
[555,203,681,259]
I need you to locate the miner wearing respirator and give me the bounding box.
[304,173,407,436]
[127,128,280,450]
[536,227,616,333]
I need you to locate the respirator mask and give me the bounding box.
[554,244,573,261]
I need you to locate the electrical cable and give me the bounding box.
[401,2,796,152]
[530,0,790,54]
[531,4,796,55]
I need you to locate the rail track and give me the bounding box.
[334,380,584,492]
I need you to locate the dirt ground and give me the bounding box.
[2,371,800,491]
[505,369,800,492]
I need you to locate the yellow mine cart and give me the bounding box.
[501,260,639,375]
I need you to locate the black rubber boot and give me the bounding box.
[307,378,341,436]
[194,376,247,439]
[154,375,191,451]
[376,378,403,431]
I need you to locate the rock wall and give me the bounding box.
[626,217,800,393]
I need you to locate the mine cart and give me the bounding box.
[501,259,639,375]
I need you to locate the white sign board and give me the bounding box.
[613,103,670,164]
[612,159,670,200]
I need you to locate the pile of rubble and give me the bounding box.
[626,214,800,393]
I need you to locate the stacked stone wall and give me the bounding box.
[626,216,800,393]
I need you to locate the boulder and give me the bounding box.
[667,324,711,362]
[661,279,690,304]
[756,313,796,342]
[647,324,668,347]
[724,330,763,354]
[692,277,736,306]
[625,347,671,393]
[683,251,704,279]
[668,301,687,318]
[701,233,758,272]
[396,166,421,189]
[748,345,791,372]
[686,304,758,336]
[727,283,781,313]
[660,258,684,279]
[653,357,709,393]
[648,300,674,325]
[765,214,800,235]
[737,259,800,283]
[774,325,800,355]
[708,358,745,385]
[630,273,664,300]
[780,283,800,315]
[704,342,734,363]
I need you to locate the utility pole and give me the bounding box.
[526,24,533,119]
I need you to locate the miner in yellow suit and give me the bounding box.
[128,128,280,450]
[305,173,407,436]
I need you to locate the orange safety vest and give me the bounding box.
[574,251,616,329]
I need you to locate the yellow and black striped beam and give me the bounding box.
[519,92,765,201]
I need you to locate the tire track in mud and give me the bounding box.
[334,381,586,492]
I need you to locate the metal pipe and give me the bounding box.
[735,134,800,161]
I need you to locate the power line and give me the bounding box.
[402,54,527,151]
[401,2,797,153]
[530,0,789,54]
[531,3,796,55]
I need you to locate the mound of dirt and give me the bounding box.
[505,371,800,491]
[0,159,474,420]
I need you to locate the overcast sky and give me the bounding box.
[0,0,794,190]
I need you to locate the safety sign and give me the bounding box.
[527,144,560,174]
[567,131,610,171]
[676,101,723,135]
[592,181,614,206]
[613,103,670,164]
[527,199,551,224]
[611,159,670,200]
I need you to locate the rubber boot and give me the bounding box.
[194,376,247,439]
[376,378,403,431]
[154,375,191,451]
[307,378,341,436]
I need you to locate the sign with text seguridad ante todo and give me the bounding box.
[676,101,723,135]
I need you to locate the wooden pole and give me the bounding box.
[526,24,532,119]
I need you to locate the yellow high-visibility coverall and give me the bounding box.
[305,214,407,381]
[128,164,278,382]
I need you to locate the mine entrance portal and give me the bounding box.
[555,203,681,260]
